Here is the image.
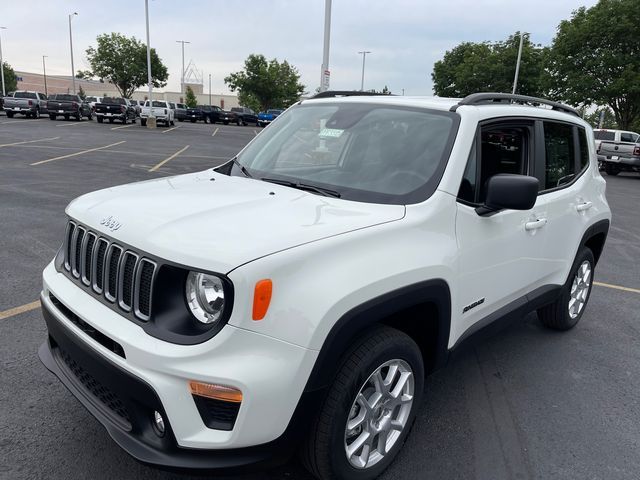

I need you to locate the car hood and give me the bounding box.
[66,171,405,273]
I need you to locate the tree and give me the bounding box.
[583,106,617,129]
[225,54,305,112]
[432,33,545,97]
[1,61,18,93]
[545,0,640,129]
[77,85,86,100]
[185,85,197,108]
[76,70,94,80]
[85,33,168,98]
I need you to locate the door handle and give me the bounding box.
[525,218,547,231]
[576,201,593,212]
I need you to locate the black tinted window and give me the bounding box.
[578,128,590,170]
[593,130,615,141]
[544,122,576,189]
[620,132,639,143]
[14,92,37,99]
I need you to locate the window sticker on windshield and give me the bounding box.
[319,128,344,138]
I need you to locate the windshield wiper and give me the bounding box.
[261,177,341,198]
[232,157,252,178]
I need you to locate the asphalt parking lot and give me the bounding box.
[1,115,639,480]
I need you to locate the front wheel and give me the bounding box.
[302,326,424,480]
[538,247,595,331]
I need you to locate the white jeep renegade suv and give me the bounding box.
[39,92,611,479]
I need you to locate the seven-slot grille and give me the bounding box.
[63,221,156,320]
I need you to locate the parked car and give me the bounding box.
[38,91,610,480]
[140,100,174,126]
[85,96,103,112]
[95,97,137,124]
[129,100,143,117]
[3,91,48,118]
[593,129,639,169]
[47,94,92,121]
[203,105,240,125]
[186,106,206,123]
[173,102,187,122]
[598,137,640,176]
[257,108,284,127]
[230,107,258,126]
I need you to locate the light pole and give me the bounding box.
[176,40,190,93]
[358,51,371,91]
[208,74,211,106]
[319,0,332,92]
[42,56,48,96]
[1,27,7,97]
[68,13,78,94]
[144,0,154,122]
[512,32,528,95]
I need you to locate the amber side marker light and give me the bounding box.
[189,381,243,403]
[252,279,273,321]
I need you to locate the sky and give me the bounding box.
[0,0,599,96]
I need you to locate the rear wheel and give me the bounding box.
[122,116,128,125]
[301,326,424,480]
[86,111,93,121]
[35,108,41,119]
[97,116,104,124]
[6,111,14,118]
[190,119,196,123]
[604,163,620,176]
[538,247,595,331]
[109,118,114,124]
[49,114,56,121]
[178,118,184,122]
[64,114,70,121]
[140,118,147,127]
[75,112,81,121]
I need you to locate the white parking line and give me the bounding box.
[0,137,60,148]
[253,129,259,136]
[0,119,43,124]
[30,140,127,166]
[162,125,180,134]
[148,145,190,172]
[211,127,219,137]
[55,121,91,127]
[111,124,138,131]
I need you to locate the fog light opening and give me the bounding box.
[152,410,166,437]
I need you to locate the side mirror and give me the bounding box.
[476,174,539,216]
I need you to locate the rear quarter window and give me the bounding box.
[593,130,615,141]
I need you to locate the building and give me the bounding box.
[15,71,240,109]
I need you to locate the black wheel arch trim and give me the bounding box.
[579,218,609,265]
[303,279,451,392]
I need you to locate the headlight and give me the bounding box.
[185,271,226,324]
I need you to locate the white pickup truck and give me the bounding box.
[140,100,174,127]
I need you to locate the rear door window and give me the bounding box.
[543,122,576,190]
[620,132,639,143]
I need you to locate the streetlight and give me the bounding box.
[42,56,48,96]
[512,32,529,95]
[319,0,332,92]
[68,12,78,94]
[144,0,154,125]
[0,27,7,97]
[208,73,211,106]
[176,40,190,93]
[358,51,371,91]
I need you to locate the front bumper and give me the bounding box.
[38,263,319,469]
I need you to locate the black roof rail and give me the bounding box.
[450,93,580,117]
[311,90,393,99]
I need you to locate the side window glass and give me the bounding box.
[543,122,575,189]
[620,132,636,143]
[578,128,589,170]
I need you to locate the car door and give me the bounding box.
[533,121,593,286]
[454,120,548,339]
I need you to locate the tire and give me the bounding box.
[64,114,70,121]
[49,114,56,121]
[86,112,93,121]
[538,247,595,331]
[75,113,82,121]
[97,116,104,124]
[178,118,184,122]
[223,121,229,125]
[190,119,196,123]
[604,163,619,176]
[122,116,127,125]
[6,112,13,118]
[109,118,114,124]
[35,108,41,119]
[236,119,241,126]
[140,118,147,127]
[301,326,424,480]
[170,120,175,126]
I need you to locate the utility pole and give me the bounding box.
[358,51,371,91]
[176,40,190,93]
[512,32,527,95]
[42,56,48,96]
[68,13,78,94]
[319,0,332,92]
[208,74,212,106]
[0,27,6,97]
[144,0,155,125]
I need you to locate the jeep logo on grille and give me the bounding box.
[100,216,122,231]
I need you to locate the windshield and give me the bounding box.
[232,103,459,204]
[51,94,78,101]
[103,97,126,105]
[15,92,37,99]
[267,109,283,115]
[86,97,97,102]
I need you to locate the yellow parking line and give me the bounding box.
[0,300,40,321]
[594,281,640,294]
[111,123,137,131]
[148,145,190,172]
[56,121,90,127]
[211,127,219,137]
[30,140,126,166]
[0,136,60,148]
[162,125,180,134]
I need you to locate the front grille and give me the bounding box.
[62,221,156,321]
[58,345,132,426]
